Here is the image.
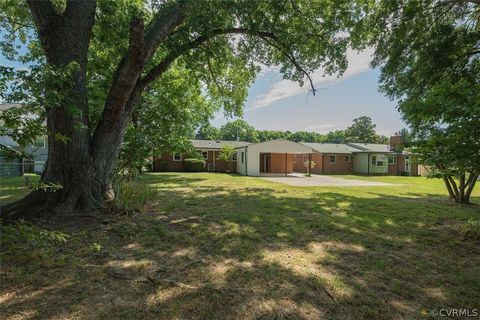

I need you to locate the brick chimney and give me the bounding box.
[389,135,404,152]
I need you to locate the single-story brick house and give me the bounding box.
[152,140,250,172]
[153,136,420,176]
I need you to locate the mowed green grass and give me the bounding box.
[1,172,479,320]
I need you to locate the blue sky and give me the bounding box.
[212,49,405,136]
[1,42,405,136]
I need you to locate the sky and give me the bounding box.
[0,37,405,137]
[211,49,405,137]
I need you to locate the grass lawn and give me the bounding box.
[1,173,479,319]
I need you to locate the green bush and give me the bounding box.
[113,181,158,215]
[183,158,205,172]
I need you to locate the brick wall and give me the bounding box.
[292,153,352,174]
[269,153,294,173]
[322,154,353,174]
[390,135,404,151]
[153,151,237,172]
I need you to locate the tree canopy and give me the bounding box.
[195,116,390,144]
[0,0,367,215]
[358,0,480,203]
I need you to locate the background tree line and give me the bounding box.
[196,116,390,144]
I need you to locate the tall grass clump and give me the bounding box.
[112,180,158,215]
[453,220,480,241]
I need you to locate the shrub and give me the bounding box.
[113,181,158,215]
[183,158,205,172]
[454,220,480,241]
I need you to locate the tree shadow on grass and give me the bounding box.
[1,178,479,319]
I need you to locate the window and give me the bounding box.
[388,156,396,164]
[371,155,377,166]
[376,161,385,167]
[202,151,208,160]
[241,152,244,164]
[329,155,336,164]
[34,136,46,148]
[345,155,351,162]
[232,153,237,161]
[173,153,182,161]
[303,155,308,163]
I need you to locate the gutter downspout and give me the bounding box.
[322,154,325,174]
[368,153,371,175]
[245,148,248,176]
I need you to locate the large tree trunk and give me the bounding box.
[1,1,100,218]
[442,172,478,204]
[1,1,187,219]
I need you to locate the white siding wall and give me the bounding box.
[246,150,260,176]
[369,153,388,174]
[353,153,369,173]
[236,140,313,176]
[353,153,389,174]
[236,149,246,175]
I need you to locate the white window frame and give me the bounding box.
[329,155,336,164]
[345,155,351,162]
[173,153,182,161]
[202,151,208,160]
[376,160,385,167]
[371,155,377,166]
[241,152,244,164]
[388,156,396,164]
[34,136,46,149]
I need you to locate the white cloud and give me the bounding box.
[250,47,375,110]
[302,123,342,133]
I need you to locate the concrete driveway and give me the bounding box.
[260,173,399,187]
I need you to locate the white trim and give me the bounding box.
[173,153,182,161]
[201,151,209,160]
[345,155,351,162]
[388,156,396,164]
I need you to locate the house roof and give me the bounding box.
[235,139,314,154]
[191,139,250,149]
[346,143,390,153]
[301,143,358,154]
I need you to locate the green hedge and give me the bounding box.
[184,158,205,172]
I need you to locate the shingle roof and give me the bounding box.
[190,139,250,149]
[301,143,358,154]
[346,143,390,153]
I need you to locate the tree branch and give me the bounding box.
[143,0,188,55]
[138,27,316,94]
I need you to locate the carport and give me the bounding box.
[235,139,314,177]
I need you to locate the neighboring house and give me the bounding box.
[24,136,48,174]
[150,136,421,177]
[153,140,250,172]
[0,142,23,178]
[0,102,48,174]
